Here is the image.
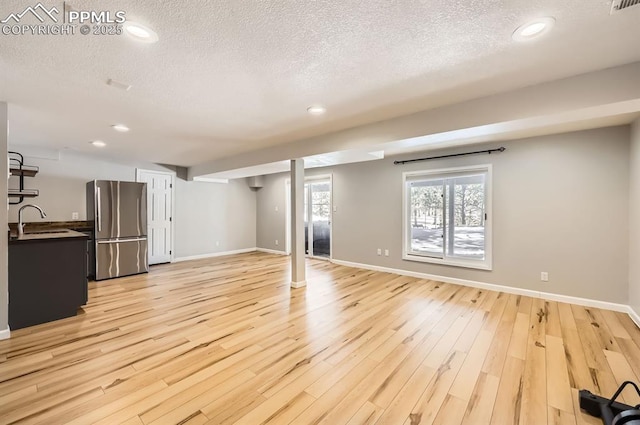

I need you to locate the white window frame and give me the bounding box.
[402,164,492,270]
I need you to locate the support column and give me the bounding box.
[290,159,306,288]
[1,102,9,339]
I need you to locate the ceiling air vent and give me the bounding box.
[610,0,640,14]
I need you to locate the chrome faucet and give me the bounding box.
[18,204,47,236]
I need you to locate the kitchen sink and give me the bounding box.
[25,229,70,235]
[9,228,84,242]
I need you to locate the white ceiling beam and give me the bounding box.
[188,62,640,179]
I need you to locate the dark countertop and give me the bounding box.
[8,229,89,244]
[7,220,93,233]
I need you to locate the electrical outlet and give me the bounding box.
[216,241,220,247]
[333,205,337,212]
[275,239,279,246]
[541,272,549,282]
[71,212,79,220]
[377,248,382,256]
[384,249,389,257]
[275,206,279,212]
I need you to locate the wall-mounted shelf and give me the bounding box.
[8,151,39,205]
[10,165,39,178]
[8,188,39,197]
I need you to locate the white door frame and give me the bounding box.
[285,174,333,260]
[136,168,176,263]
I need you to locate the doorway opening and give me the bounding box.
[286,175,332,260]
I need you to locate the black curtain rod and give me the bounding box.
[393,147,506,165]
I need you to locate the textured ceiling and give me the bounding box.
[1,0,640,167]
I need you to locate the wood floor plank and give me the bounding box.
[616,337,640,380]
[432,394,467,425]
[120,415,145,425]
[73,345,263,425]
[617,314,640,348]
[316,339,439,423]
[6,386,105,425]
[586,309,623,353]
[375,364,437,425]
[305,328,395,399]
[288,358,379,425]
[558,304,596,393]
[460,372,500,425]
[0,252,638,425]
[519,298,548,425]
[404,350,467,425]
[482,294,519,377]
[600,310,632,340]
[546,335,574,414]
[574,316,624,402]
[490,355,525,425]
[508,312,531,361]
[448,329,494,402]
[346,401,384,425]
[262,391,318,425]
[545,301,563,338]
[603,349,640,404]
[233,361,332,425]
[0,383,37,407]
[141,369,256,424]
[548,406,577,425]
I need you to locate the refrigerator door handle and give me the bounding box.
[97,237,147,244]
[96,186,102,232]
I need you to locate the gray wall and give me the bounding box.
[174,178,256,258]
[1,103,8,334]
[630,119,640,316]
[7,149,256,259]
[257,173,288,252]
[256,169,339,253]
[257,126,631,304]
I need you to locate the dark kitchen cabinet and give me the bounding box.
[9,232,88,330]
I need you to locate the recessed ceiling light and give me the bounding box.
[90,140,106,148]
[112,124,130,132]
[512,17,555,42]
[123,21,159,43]
[307,105,327,116]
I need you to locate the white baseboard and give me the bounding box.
[330,259,629,313]
[628,306,640,328]
[256,247,289,256]
[0,327,10,340]
[173,248,257,263]
[291,280,307,288]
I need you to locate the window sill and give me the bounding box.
[402,253,492,271]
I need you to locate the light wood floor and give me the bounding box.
[1,252,640,425]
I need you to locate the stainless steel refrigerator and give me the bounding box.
[86,180,149,280]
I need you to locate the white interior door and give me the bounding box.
[136,170,174,265]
